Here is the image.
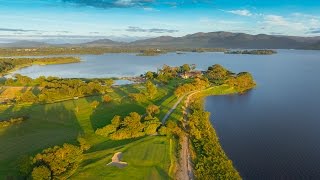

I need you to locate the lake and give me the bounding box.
[8,50,320,179]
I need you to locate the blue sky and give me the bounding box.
[0,0,320,43]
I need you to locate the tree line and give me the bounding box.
[188,95,241,179]
[96,104,162,140]
[5,75,114,103]
[0,57,80,76]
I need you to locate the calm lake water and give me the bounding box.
[9,50,320,179]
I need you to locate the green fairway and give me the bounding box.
[71,136,171,179]
[0,81,180,178]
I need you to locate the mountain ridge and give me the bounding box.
[1,31,320,49]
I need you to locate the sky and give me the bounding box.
[0,0,320,43]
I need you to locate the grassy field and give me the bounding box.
[71,136,171,179]
[0,80,182,178]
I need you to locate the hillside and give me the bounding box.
[303,41,320,50]
[129,32,319,49]
[1,32,320,49]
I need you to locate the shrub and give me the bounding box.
[31,165,51,180]
[103,95,112,103]
[90,100,100,108]
[158,126,168,136]
[77,136,91,151]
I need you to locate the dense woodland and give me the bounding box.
[0,57,80,76]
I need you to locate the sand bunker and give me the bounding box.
[107,152,128,168]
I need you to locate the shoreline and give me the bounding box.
[180,85,253,179]
[0,57,81,78]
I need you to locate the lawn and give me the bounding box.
[71,136,171,180]
[0,80,181,179]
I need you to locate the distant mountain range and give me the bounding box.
[1,32,320,50]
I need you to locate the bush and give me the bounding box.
[77,136,91,151]
[145,104,160,120]
[158,126,168,136]
[103,95,112,103]
[19,91,38,103]
[0,117,26,128]
[129,93,146,102]
[144,122,161,135]
[90,100,100,108]
[31,165,51,180]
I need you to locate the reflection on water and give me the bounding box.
[8,50,320,179]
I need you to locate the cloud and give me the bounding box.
[143,7,159,11]
[0,28,38,32]
[258,13,320,36]
[62,0,155,8]
[61,0,210,9]
[126,26,179,33]
[308,28,320,34]
[263,15,289,26]
[226,9,252,17]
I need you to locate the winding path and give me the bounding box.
[161,89,213,180]
[161,95,185,124]
[176,91,200,180]
[161,90,204,180]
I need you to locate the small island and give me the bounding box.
[136,49,165,56]
[225,49,277,55]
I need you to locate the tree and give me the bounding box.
[19,91,38,103]
[146,104,160,119]
[158,126,168,136]
[77,136,91,151]
[234,72,256,93]
[31,165,51,180]
[95,115,122,137]
[206,64,230,84]
[90,100,100,108]
[122,112,142,129]
[145,71,155,80]
[104,79,114,87]
[145,81,157,99]
[111,115,122,128]
[180,64,191,73]
[32,144,83,177]
[103,95,112,103]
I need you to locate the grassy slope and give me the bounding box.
[72,136,170,180]
[0,80,182,179]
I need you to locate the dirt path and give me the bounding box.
[161,96,185,124]
[177,90,203,180]
[161,89,212,180]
